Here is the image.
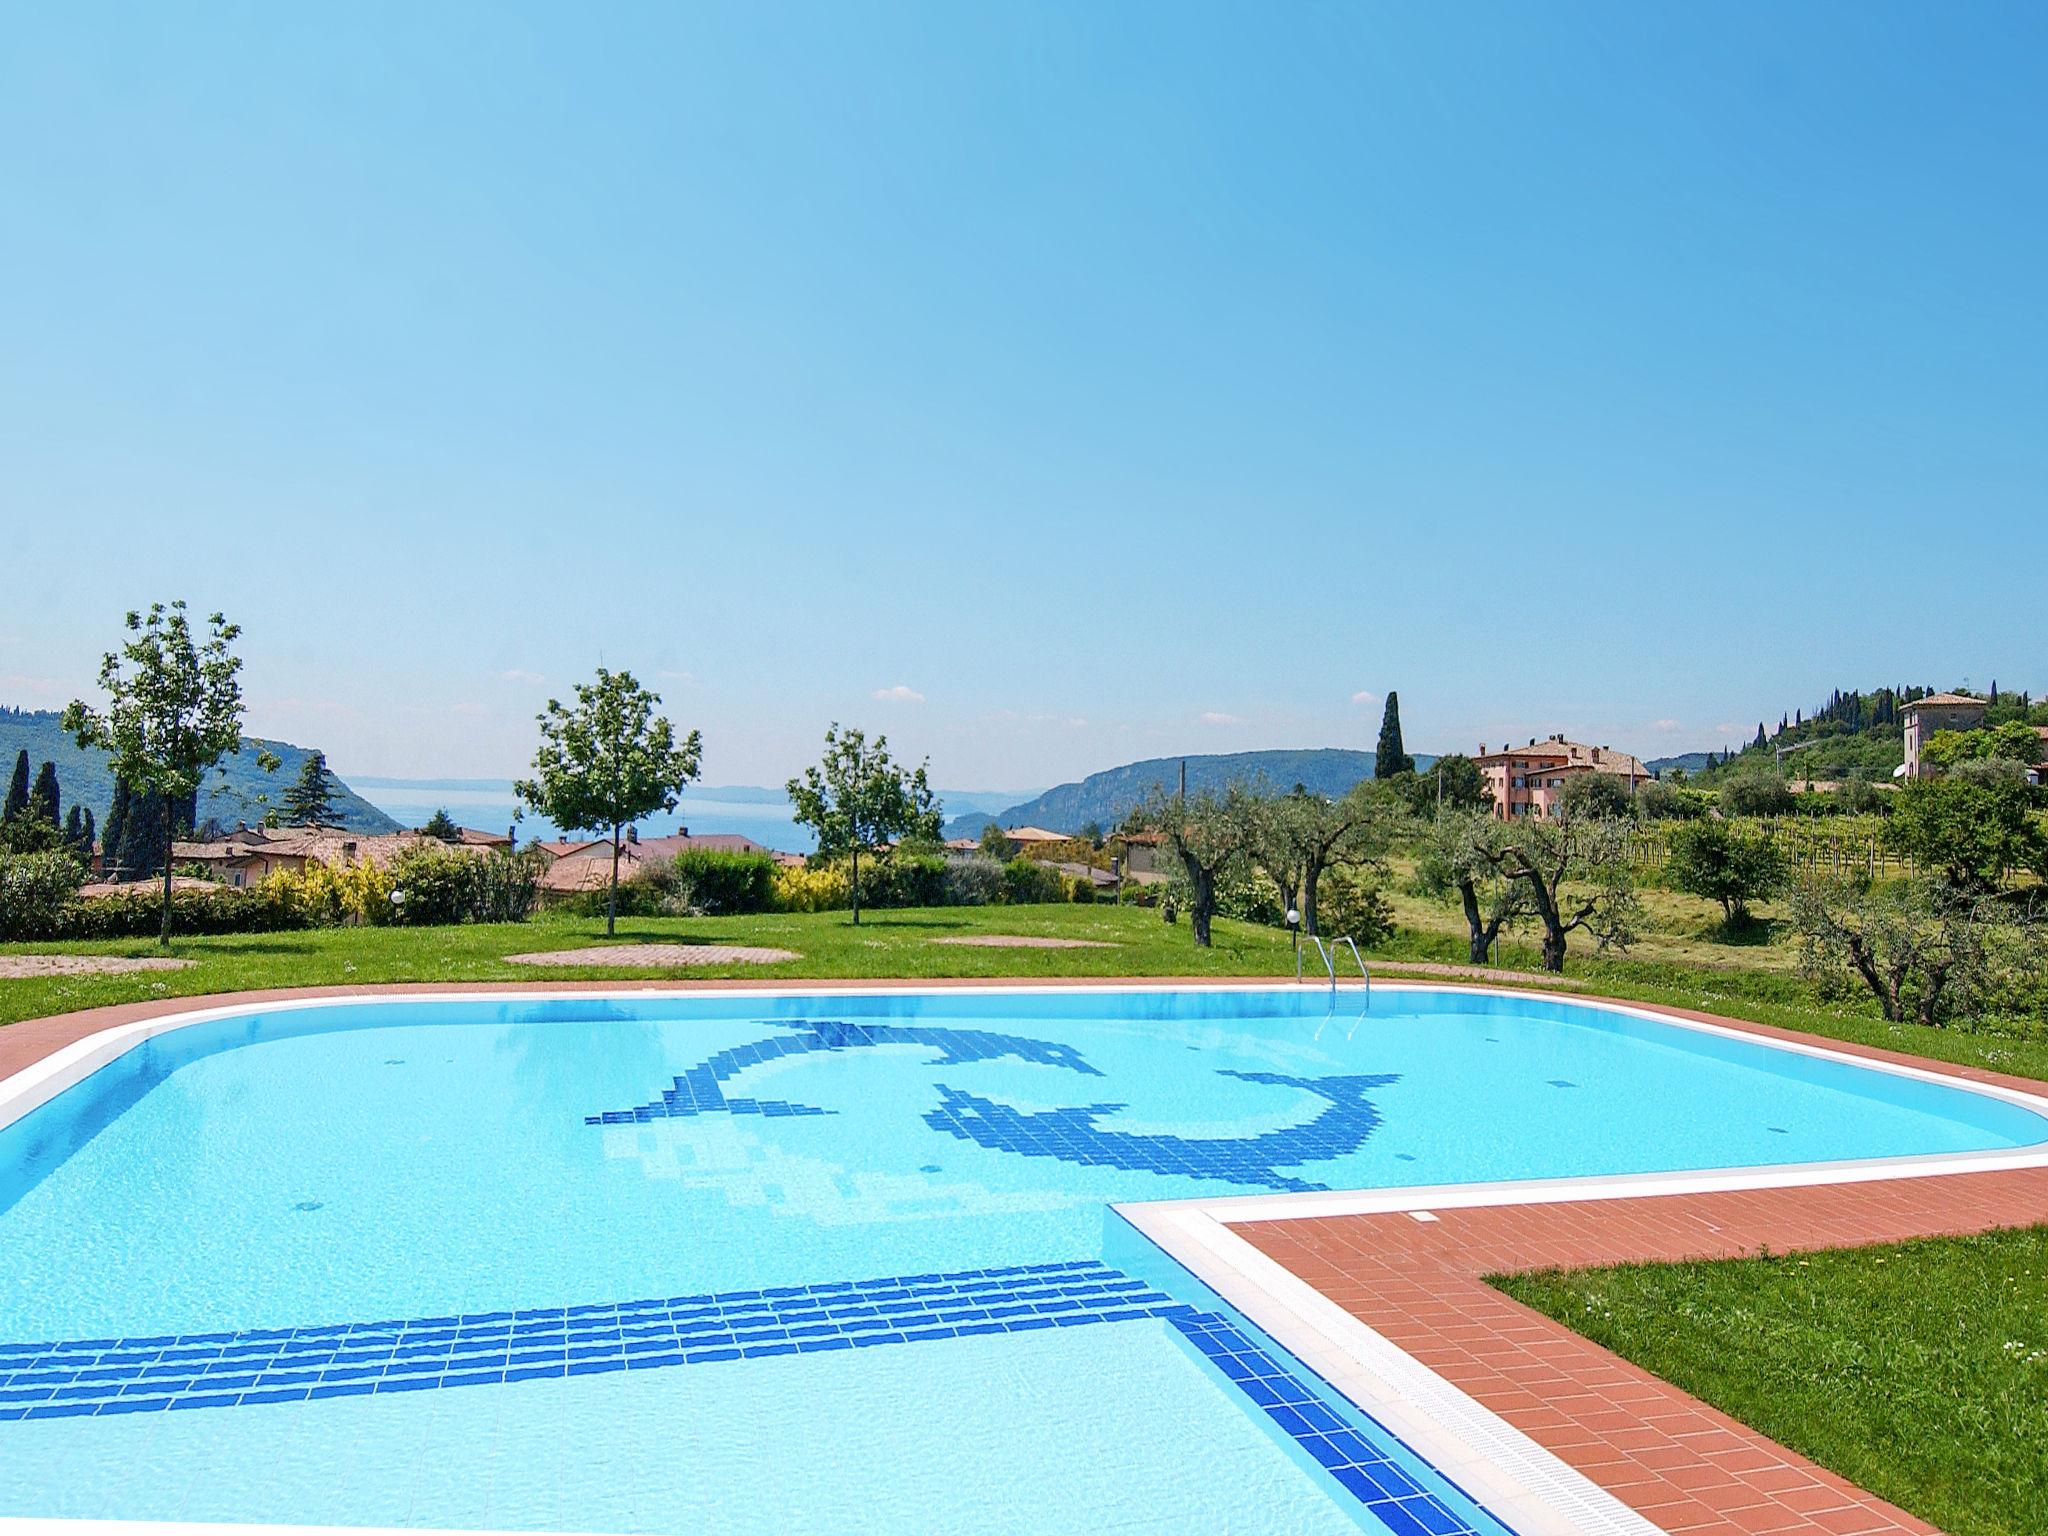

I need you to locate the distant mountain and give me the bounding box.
[0,707,400,833]
[1646,751,1714,775]
[940,749,1429,839]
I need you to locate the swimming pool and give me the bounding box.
[2,985,2044,1534]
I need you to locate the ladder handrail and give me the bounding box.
[1332,936,1370,1009]
[1301,934,1336,991]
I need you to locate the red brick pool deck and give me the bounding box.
[4,982,2044,1535]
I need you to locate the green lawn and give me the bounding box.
[4,899,2046,1087]
[1494,1227,2048,1536]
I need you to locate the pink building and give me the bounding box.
[1473,736,1651,819]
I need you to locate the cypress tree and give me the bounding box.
[1374,693,1415,780]
[103,778,131,875]
[3,751,27,822]
[29,761,58,825]
[80,806,96,862]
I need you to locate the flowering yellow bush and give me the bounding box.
[770,863,850,913]
[265,858,397,926]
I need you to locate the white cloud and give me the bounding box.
[1650,718,1683,733]
[657,669,696,686]
[1350,690,1378,706]
[1199,710,1242,726]
[499,669,544,684]
[872,684,925,703]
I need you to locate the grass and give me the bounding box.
[4,888,2044,1084]
[1494,1226,2048,1536]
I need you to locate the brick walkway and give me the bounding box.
[4,982,2045,1533]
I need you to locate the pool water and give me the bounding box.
[1,987,2041,1533]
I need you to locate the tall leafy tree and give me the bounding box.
[1375,693,1414,780]
[420,808,463,842]
[280,749,340,826]
[515,668,702,936]
[786,724,941,926]
[3,751,26,823]
[62,602,274,944]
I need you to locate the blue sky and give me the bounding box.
[3,3,2043,789]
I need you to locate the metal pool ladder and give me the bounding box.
[1298,933,1371,1008]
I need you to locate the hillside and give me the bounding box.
[0,708,400,833]
[1651,682,2046,783]
[940,748,1429,839]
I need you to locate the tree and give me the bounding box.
[1481,810,1641,972]
[786,724,940,926]
[978,822,1016,861]
[62,602,272,944]
[1793,878,2039,1029]
[420,808,462,842]
[516,668,703,937]
[1665,818,1788,927]
[1248,783,1400,937]
[1414,810,1529,964]
[28,761,58,826]
[1884,775,2041,892]
[3,752,25,823]
[1375,693,1414,780]
[1718,763,1795,818]
[1133,785,1254,947]
[1558,771,1633,821]
[281,750,340,826]
[102,777,131,874]
[1429,753,1490,813]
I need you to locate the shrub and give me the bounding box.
[1068,876,1096,904]
[674,850,776,914]
[857,853,948,910]
[1718,766,1796,818]
[1634,779,1707,821]
[48,881,306,941]
[388,845,546,925]
[1313,864,1395,947]
[0,852,86,941]
[940,857,1004,906]
[1665,819,1788,925]
[1001,857,1068,905]
[772,862,851,913]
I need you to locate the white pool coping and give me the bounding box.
[4,980,2047,1536]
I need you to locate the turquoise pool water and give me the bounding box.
[1,986,2042,1533]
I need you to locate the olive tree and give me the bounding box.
[515,668,702,936]
[1481,810,1641,972]
[1413,810,1529,964]
[1248,783,1401,937]
[1134,784,1255,948]
[1793,878,2040,1029]
[786,724,940,925]
[63,602,274,945]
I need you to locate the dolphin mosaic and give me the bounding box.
[587,1021,1397,1193]
[585,1018,1102,1124]
[922,1069,1399,1193]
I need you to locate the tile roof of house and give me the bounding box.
[1001,826,1069,843]
[1474,737,1649,776]
[1901,692,1987,711]
[533,831,773,893]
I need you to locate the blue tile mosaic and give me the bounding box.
[0,1254,1485,1534]
[586,1019,1103,1124]
[591,1018,1398,1193]
[925,1069,1399,1193]
[1169,1312,1486,1536]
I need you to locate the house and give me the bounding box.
[1898,693,1987,778]
[999,826,1069,847]
[170,823,509,887]
[1474,736,1651,820]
